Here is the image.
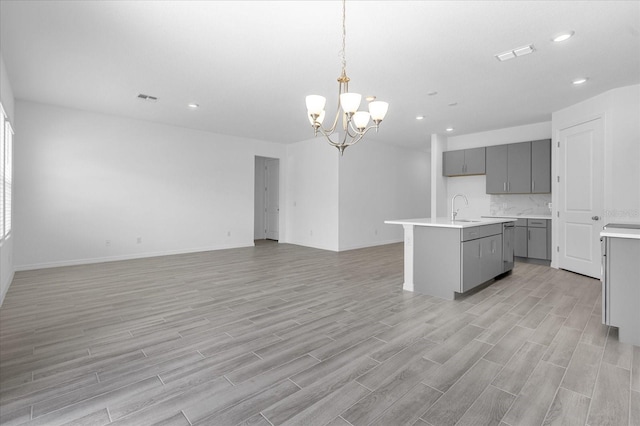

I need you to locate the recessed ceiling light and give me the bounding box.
[427,91,438,96]
[446,128,454,132]
[572,78,588,85]
[416,115,425,120]
[188,103,199,108]
[552,31,575,42]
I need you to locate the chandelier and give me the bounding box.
[305,0,389,155]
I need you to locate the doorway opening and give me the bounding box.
[254,156,280,242]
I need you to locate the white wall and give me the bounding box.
[445,122,552,219]
[552,84,640,224]
[0,52,15,305]
[254,156,266,240]
[607,85,640,224]
[14,101,287,270]
[285,138,339,251]
[338,140,429,251]
[431,133,448,218]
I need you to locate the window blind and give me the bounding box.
[4,119,12,239]
[0,108,5,239]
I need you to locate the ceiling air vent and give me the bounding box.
[137,94,158,102]
[495,44,535,62]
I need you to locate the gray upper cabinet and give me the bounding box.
[507,142,531,193]
[463,147,486,175]
[531,139,551,193]
[486,144,508,193]
[443,147,486,176]
[486,142,531,194]
[486,140,551,194]
[443,150,465,176]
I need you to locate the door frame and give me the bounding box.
[254,156,280,242]
[552,113,605,276]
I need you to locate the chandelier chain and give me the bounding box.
[340,0,346,73]
[305,0,388,155]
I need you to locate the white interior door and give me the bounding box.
[557,118,603,278]
[265,158,279,240]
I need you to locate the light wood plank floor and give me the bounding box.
[1,241,638,426]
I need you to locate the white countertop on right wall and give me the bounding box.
[600,228,640,239]
[483,214,552,220]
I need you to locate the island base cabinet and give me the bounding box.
[602,236,640,346]
[462,240,482,292]
[461,234,503,293]
[410,223,512,301]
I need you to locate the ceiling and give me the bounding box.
[1,1,639,150]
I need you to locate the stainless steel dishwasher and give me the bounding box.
[502,222,515,272]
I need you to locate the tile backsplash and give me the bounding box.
[490,194,552,216]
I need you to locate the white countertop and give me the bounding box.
[600,228,640,240]
[384,217,516,228]
[484,214,552,220]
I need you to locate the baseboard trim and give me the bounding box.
[15,242,256,272]
[0,270,14,307]
[338,239,404,252]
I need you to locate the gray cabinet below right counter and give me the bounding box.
[514,218,551,262]
[487,216,552,263]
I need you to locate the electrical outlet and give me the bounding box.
[136,237,142,244]
[374,229,378,235]
[105,240,111,247]
[310,230,313,236]
[227,231,231,237]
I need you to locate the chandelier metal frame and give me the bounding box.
[305,0,389,155]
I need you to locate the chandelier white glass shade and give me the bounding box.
[305,0,389,155]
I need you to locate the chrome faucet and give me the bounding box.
[451,194,469,221]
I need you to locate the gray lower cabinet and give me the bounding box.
[443,147,486,176]
[513,218,551,261]
[412,222,511,300]
[527,228,548,259]
[461,229,503,292]
[602,236,640,346]
[514,226,528,257]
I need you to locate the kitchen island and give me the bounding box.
[385,217,516,300]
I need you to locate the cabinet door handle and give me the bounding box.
[528,229,531,240]
[592,216,600,221]
[503,182,506,191]
[532,181,535,192]
[479,243,482,257]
